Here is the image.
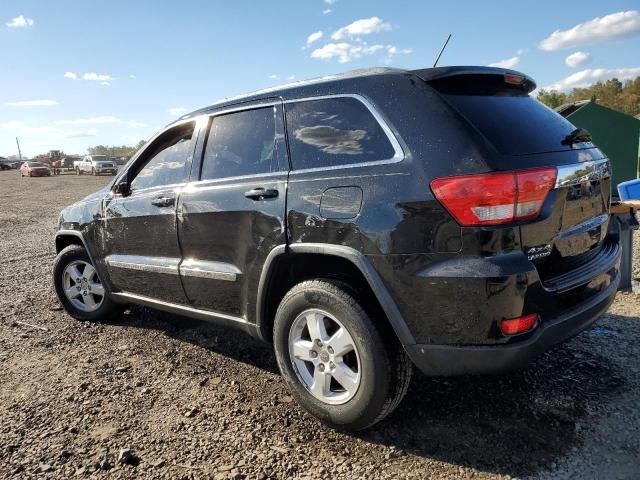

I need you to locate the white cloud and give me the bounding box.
[331,17,391,40]
[544,67,640,92]
[517,49,525,55]
[323,9,332,14]
[539,10,640,51]
[56,116,120,125]
[1,121,57,134]
[6,15,34,28]
[307,30,323,45]
[83,72,113,82]
[129,74,136,79]
[64,71,77,80]
[312,42,390,63]
[100,81,111,86]
[168,107,187,117]
[269,74,279,80]
[323,0,337,4]
[66,129,98,138]
[128,120,146,128]
[7,99,58,107]
[565,51,592,68]
[288,75,296,80]
[488,56,520,69]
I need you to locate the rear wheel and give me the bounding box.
[53,245,120,321]
[273,279,411,431]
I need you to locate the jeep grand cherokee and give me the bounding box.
[53,66,620,430]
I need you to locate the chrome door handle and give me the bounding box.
[244,188,279,200]
[151,196,175,207]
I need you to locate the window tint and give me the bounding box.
[131,123,194,190]
[285,97,396,170]
[201,107,277,180]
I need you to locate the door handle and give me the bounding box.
[151,196,175,207]
[244,188,279,200]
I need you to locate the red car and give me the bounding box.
[20,162,51,177]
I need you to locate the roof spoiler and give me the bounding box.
[412,66,536,94]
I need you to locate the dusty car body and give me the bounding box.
[53,66,620,430]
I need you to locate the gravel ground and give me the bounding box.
[0,170,639,479]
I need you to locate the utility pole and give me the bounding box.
[16,137,23,160]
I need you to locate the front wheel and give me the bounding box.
[273,279,412,431]
[53,245,120,321]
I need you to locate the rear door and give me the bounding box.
[177,102,288,320]
[101,120,197,304]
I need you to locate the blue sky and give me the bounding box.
[1,0,639,158]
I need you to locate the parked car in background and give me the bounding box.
[0,161,12,171]
[115,156,130,166]
[53,66,620,431]
[10,161,22,169]
[74,155,117,176]
[20,162,51,177]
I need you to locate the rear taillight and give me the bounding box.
[501,313,538,335]
[430,167,556,226]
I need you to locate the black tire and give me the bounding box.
[273,279,412,431]
[53,245,121,321]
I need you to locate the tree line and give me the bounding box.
[537,76,640,117]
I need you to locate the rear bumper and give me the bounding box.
[405,270,619,376]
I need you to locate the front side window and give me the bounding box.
[200,107,277,180]
[130,122,194,190]
[285,97,396,170]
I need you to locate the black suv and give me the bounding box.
[53,66,620,430]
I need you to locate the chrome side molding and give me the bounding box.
[106,255,180,275]
[179,259,240,282]
[555,158,611,188]
[106,255,240,282]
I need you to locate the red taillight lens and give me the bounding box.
[501,313,538,335]
[430,167,557,226]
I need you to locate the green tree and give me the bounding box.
[538,76,640,117]
[537,89,567,109]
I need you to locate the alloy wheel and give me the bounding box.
[288,309,361,405]
[62,260,104,312]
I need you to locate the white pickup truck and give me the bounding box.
[74,155,118,176]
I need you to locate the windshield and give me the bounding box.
[92,156,108,161]
[27,162,47,167]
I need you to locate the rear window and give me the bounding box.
[285,97,396,170]
[440,94,580,156]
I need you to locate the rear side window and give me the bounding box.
[201,107,277,180]
[285,97,396,170]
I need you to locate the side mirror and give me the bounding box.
[112,180,131,196]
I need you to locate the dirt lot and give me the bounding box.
[1,170,639,479]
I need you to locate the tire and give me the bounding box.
[273,279,412,431]
[53,245,120,321]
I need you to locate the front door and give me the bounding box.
[178,103,288,320]
[102,120,197,304]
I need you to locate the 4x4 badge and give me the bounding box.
[526,244,552,260]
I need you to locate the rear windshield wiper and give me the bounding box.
[562,128,592,146]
